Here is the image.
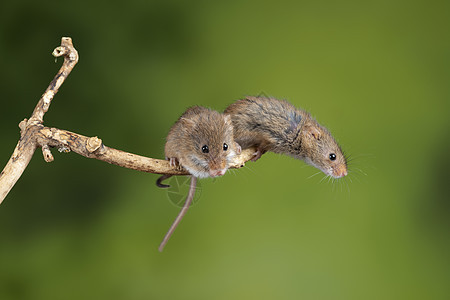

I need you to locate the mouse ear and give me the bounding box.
[180,117,196,128]
[235,142,242,155]
[223,114,232,124]
[303,123,322,140]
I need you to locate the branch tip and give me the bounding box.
[42,145,54,162]
[61,37,73,45]
[52,38,75,58]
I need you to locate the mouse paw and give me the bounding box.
[251,149,262,161]
[168,157,180,167]
[251,148,266,162]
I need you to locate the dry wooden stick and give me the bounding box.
[0,37,254,205]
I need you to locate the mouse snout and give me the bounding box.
[209,168,227,177]
[208,159,227,177]
[333,164,348,178]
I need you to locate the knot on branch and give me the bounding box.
[86,137,102,153]
[19,119,28,134]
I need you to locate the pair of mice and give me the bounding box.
[157,96,348,251]
[161,96,347,183]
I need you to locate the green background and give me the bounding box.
[1,0,449,299]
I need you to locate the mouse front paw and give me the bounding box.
[167,157,180,167]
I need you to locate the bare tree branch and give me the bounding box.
[35,126,254,174]
[0,37,78,204]
[0,37,254,205]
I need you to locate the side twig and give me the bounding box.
[0,37,254,205]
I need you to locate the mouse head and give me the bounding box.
[180,111,240,178]
[299,121,347,178]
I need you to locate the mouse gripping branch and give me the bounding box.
[0,37,255,205]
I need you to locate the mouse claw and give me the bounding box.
[251,148,264,161]
[168,157,179,167]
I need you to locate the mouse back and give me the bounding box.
[225,96,347,178]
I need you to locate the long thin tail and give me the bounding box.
[158,176,198,252]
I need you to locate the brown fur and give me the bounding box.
[225,97,347,178]
[164,106,239,178]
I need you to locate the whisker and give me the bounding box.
[354,167,368,176]
[349,172,361,183]
[319,175,328,184]
[327,175,332,184]
[228,169,237,176]
[307,171,322,180]
[243,164,258,176]
[344,178,350,194]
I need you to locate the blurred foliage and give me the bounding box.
[1,0,449,299]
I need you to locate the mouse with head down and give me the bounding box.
[224,96,347,178]
[157,106,241,251]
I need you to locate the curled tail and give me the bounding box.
[156,174,172,188]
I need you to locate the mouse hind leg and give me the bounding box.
[251,147,268,161]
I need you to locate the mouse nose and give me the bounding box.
[209,169,227,177]
[333,165,348,178]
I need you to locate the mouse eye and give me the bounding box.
[223,143,228,151]
[329,153,336,161]
[201,145,209,153]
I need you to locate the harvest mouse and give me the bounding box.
[224,96,347,178]
[157,106,241,251]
